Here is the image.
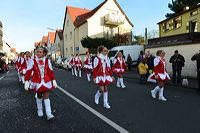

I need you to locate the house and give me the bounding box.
[47,32,56,60]
[146,5,200,78]
[42,36,48,46]
[63,0,133,57]
[158,5,200,37]
[54,29,64,58]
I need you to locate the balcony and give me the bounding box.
[147,32,200,48]
[104,13,125,26]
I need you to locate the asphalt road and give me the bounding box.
[0,67,200,133]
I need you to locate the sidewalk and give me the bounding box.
[123,67,198,89]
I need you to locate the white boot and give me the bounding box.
[151,86,160,99]
[159,87,167,101]
[71,68,74,76]
[36,98,43,117]
[79,70,82,77]
[120,78,126,88]
[18,72,21,82]
[87,74,91,81]
[21,76,25,84]
[116,78,121,88]
[74,69,78,76]
[103,92,111,109]
[44,99,55,121]
[95,90,102,104]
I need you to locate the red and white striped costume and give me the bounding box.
[75,56,82,70]
[148,57,170,83]
[25,57,56,92]
[112,57,127,75]
[93,54,113,86]
[69,57,75,67]
[83,56,93,70]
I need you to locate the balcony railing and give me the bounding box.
[148,32,200,47]
[104,13,125,26]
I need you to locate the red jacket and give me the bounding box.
[75,56,82,67]
[93,56,112,79]
[154,57,167,75]
[69,57,75,66]
[25,58,55,83]
[84,56,92,65]
[112,58,127,70]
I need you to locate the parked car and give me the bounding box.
[108,45,144,66]
[62,58,72,71]
[55,58,63,68]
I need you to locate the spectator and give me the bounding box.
[127,54,132,71]
[169,50,185,85]
[146,51,155,77]
[137,51,145,65]
[138,58,148,82]
[191,50,200,94]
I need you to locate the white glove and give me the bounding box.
[52,80,57,88]
[24,81,29,91]
[22,69,26,75]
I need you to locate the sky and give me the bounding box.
[0,0,172,52]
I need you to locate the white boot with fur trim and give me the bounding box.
[44,99,55,121]
[103,92,111,109]
[36,98,43,117]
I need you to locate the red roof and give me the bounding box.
[48,32,56,44]
[67,6,91,27]
[63,0,133,29]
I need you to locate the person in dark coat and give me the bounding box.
[146,51,155,78]
[169,50,185,85]
[191,50,200,94]
[127,54,132,71]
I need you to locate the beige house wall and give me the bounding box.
[63,13,76,57]
[146,43,200,78]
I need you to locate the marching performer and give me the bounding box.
[69,54,75,76]
[83,52,93,81]
[15,54,22,82]
[112,52,127,88]
[148,50,170,101]
[75,54,82,77]
[93,46,114,109]
[18,52,26,84]
[24,46,57,121]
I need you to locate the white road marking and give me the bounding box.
[0,76,5,80]
[57,85,129,133]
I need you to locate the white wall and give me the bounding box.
[87,0,133,38]
[146,43,200,78]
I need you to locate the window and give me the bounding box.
[67,19,69,27]
[173,16,182,29]
[190,10,198,16]
[70,31,72,40]
[66,48,68,54]
[70,47,73,52]
[65,34,68,41]
[187,20,198,32]
[163,21,170,32]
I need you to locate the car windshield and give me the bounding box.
[108,50,118,58]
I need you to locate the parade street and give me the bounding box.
[0,67,199,133]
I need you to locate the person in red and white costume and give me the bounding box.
[69,54,75,76]
[18,52,26,84]
[75,54,82,77]
[24,46,57,121]
[83,52,93,81]
[24,51,32,74]
[15,54,22,82]
[148,50,170,101]
[93,46,114,109]
[112,52,128,88]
